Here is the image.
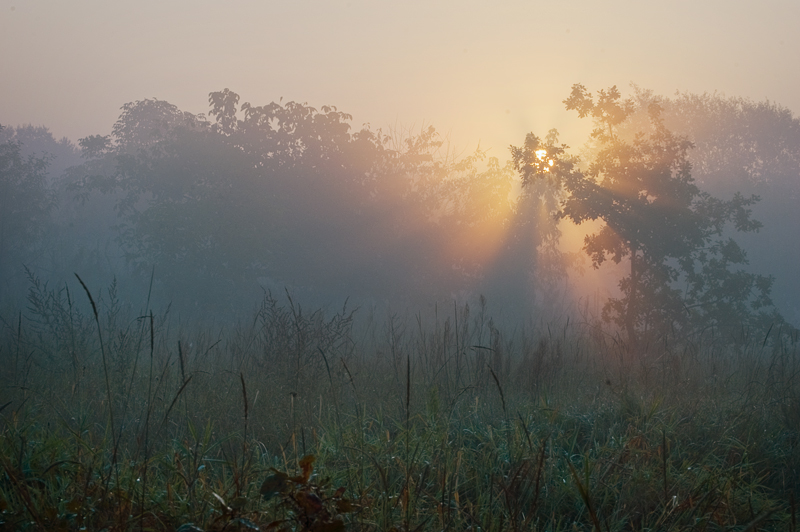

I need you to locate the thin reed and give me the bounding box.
[0,276,798,530]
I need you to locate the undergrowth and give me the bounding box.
[0,275,798,531]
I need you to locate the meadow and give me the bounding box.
[1,275,798,531]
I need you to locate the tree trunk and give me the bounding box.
[626,245,639,354]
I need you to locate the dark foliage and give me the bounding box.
[512,85,784,351]
[0,126,56,302]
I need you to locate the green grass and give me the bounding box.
[1,279,798,531]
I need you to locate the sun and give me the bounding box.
[534,149,555,172]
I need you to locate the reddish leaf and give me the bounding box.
[261,472,289,500]
[299,454,316,482]
[336,498,354,513]
[296,491,324,514]
[312,518,346,532]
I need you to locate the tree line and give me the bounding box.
[1,85,798,350]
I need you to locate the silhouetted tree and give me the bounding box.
[494,128,568,316]
[514,85,782,352]
[0,124,129,309]
[73,100,282,309]
[0,124,80,183]
[614,88,800,324]
[0,125,55,301]
[72,92,519,312]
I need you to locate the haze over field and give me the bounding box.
[4,5,800,529]
[1,0,799,330]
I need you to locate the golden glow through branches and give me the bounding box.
[534,149,555,172]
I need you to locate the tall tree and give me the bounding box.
[514,85,782,352]
[75,100,283,309]
[615,89,800,324]
[0,125,55,301]
[74,92,518,312]
[499,128,568,316]
[0,124,80,183]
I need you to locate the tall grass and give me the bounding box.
[0,274,798,530]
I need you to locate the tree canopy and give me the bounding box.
[6,84,792,333]
[73,91,536,313]
[612,88,800,325]
[0,125,55,300]
[512,85,783,351]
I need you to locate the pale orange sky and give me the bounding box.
[1,0,798,158]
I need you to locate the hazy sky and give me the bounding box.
[2,0,798,157]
